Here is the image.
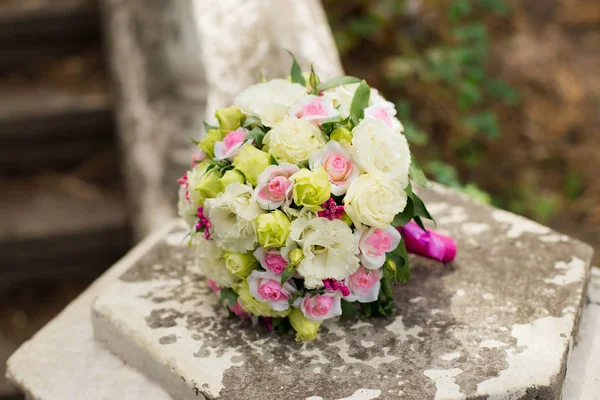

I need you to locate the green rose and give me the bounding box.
[215,106,245,134]
[219,169,245,188]
[329,127,352,144]
[340,211,353,227]
[194,170,223,206]
[289,308,321,341]
[291,166,331,211]
[289,248,304,265]
[224,251,258,278]
[198,128,225,158]
[233,280,291,317]
[232,144,270,186]
[255,210,291,248]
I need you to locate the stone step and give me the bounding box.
[0,82,114,172]
[0,0,100,70]
[0,175,132,289]
[4,220,597,400]
[90,185,594,400]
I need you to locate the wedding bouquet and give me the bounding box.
[177,56,446,341]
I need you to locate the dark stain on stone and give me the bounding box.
[145,308,184,328]
[159,334,178,345]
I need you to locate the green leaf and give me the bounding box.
[392,197,414,227]
[376,294,394,317]
[204,163,217,174]
[448,0,472,21]
[381,278,393,299]
[203,121,217,133]
[463,111,500,139]
[308,64,320,94]
[286,50,306,86]
[409,153,432,187]
[246,126,266,146]
[479,0,511,16]
[427,161,461,188]
[358,302,373,319]
[413,216,427,232]
[317,76,361,92]
[220,287,238,307]
[280,263,297,285]
[340,300,359,320]
[386,241,410,283]
[485,79,521,105]
[411,192,434,223]
[349,80,370,125]
[269,155,279,166]
[242,115,261,128]
[457,80,482,110]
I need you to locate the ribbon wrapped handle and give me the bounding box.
[398,221,457,263]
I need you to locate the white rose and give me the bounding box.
[263,116,326,165]
[323,84,394,118]
[344,174,408,228]
[286,216,360,288]
[351,118,411,186]
[204,182,264,252]
[322,83,359,118]
[288,94,339,125]
[194,236,238,287]
[234,79,307,127]
[364,101,404,133]
[177,166,206,228]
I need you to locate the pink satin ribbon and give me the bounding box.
[398,221,457,263]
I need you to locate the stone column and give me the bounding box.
[100,0,207,238]
[192,0,344,121]
[101,0,343,237]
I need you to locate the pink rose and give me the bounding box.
[207,279,221,293]
[230,301,249,319]
[345,266,382,303]
[254,247,288,275]
[247,270,296,311]
[309,141,359,196]
[364,103,404,132]
[294,293,342,322]
[254,163,299,210]
[289,95,339,125]
[356,225,401,269]
[214,128,247,160]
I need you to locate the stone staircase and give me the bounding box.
[0,0,131,397]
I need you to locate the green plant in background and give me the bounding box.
[323,0,520,205]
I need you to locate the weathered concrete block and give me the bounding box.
[91,184,593,400]
[562,267,600,400]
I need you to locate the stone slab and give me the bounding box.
[4,222,176,400]
[562,267,600,400]
[91,184,594,400]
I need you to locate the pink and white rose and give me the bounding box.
[289,95,339,125]
[214,128,247,161]
[207,279,221,293]
[247,270,296,311]
[253,247,288,275]
[344,266,382,303]
[364,102,404,132]
[355,225,401,269]
[230,301,249,319]
[254,163,299,210]
[294,293,342,322]
[309,141,359,196]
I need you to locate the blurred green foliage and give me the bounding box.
[323,0,520,205]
